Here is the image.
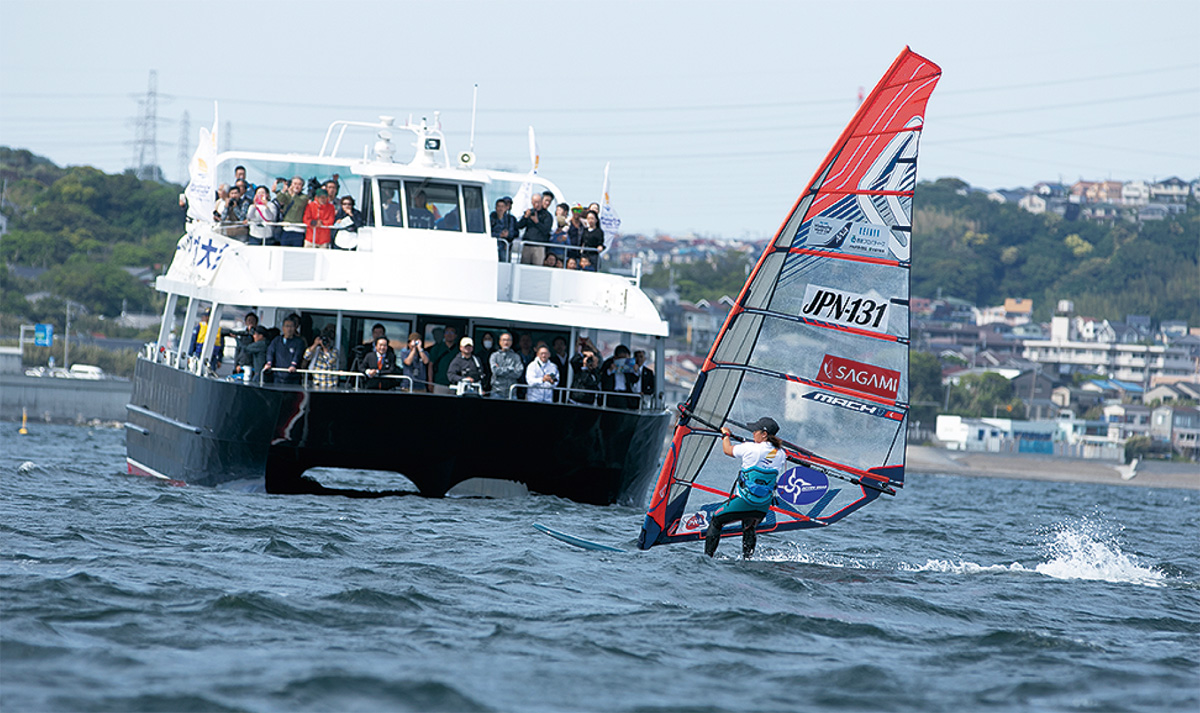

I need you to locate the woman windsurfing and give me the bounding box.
[705,417,787,559]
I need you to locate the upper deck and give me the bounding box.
[167,116,666,337]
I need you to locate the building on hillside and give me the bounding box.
[1150,405,1200,459]
[1122,180,1150,206]
[1080,378,1145,404]
[1023,316,1194,385]
[987,188,1028,204]
[1052,385,1104,416]
[1071,180,1123,204]
[1144,381,1200,405]
[975,298,1033,327]
[1011,368,1061,420]
[1102,403,1151,442]
[1149,177,1191,203]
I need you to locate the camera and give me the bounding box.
[306,177,322,198]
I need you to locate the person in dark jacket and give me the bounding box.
[354,336,399,390]
[332,196,364,248]
[235,325,269,381]
[634,349,656,400]
[579,210,605,271]
[264,317,306,385]
[446,337,485,395]
[569,346,602,405]
[515,194,551,265]
[490,197,519,261]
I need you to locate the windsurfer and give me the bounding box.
[705,417,787,558]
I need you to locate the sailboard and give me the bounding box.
[638,47,942,550]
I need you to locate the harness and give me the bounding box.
[735,466,779,508]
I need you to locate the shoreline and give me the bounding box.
[907,445,1199,491]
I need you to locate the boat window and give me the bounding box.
[463,185,486,234]
[405,180,458,231]
[378,179,404,227]
[361,181,375,227]
[215,159,361,213]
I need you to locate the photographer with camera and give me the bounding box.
[400,332,432,392]
[601,344,640,410]
[275,176,308,247]
[303,325,339,389]
[569,340,603,405]
[524,345,559,403]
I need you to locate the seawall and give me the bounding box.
[1,374,132,423]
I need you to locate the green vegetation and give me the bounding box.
[914,178,1199,324]
[1,147,180,339]
[640,249,754,303]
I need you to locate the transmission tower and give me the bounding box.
[222,120,232,153]
[133,70,160,181]
[177,110,191,184]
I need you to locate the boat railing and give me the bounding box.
[218,363,659,411]
[505,382,653,410]
[505,237,606,268]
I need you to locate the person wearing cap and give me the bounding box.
[705,416,787,558]
[491,197,518,261]
[447,336,485,394]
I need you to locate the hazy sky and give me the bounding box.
[2,0,1197,237]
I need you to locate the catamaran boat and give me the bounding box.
[125,116,671,504]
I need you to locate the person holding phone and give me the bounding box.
[400,332,431,392]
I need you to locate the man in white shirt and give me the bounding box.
[525,346,559,403]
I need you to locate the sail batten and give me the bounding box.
[638,48,941,551]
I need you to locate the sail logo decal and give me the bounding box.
[801,284,890,333]
[810,217,892,258]
[819,354,900,400]
[776,466,829,506]
[802,391,904,420]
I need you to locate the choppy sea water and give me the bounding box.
[2,424,1197,713]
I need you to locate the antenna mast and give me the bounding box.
[176,110,191,184]
[469,83,479,152]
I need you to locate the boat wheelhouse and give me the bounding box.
[125,116,671,504]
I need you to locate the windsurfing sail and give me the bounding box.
[638,47,941,550]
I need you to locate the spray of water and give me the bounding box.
[904,515,1168,588]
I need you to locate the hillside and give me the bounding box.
[0,148,181,332]
[913,178,1198,323]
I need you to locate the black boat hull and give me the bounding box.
[125,358,671,505]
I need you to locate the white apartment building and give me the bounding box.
[1022,317,1195,385]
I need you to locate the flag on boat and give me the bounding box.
[600,161,621,241]
[638,47,942,550]
[184,103,219,223]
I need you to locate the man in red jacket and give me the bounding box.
[303,190,336,248]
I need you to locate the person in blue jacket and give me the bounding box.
[705,416,787,559]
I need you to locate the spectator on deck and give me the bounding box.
[233,312,259,369]
[542,253,559,268]
[516,193,551,265]
[428,326,459,394]
[355,335,398,390]
[634,350,656,401]
[333,196,363,247]
[303,190,336,248]
[569,345,602,405]
[265,316,306,385]
[580,210,605,270]
[409,190,436,229]
[547,202,572,266]
[565,257,580,270]
[516,333,535,367]
[276,176,308,247]
[525,346,559,403]
[233,165,256,196]
[490,197,518,261]
[601,344,640,409]
[476,331,497,392]
[587,201,601,215]
[447,337,485,394]
[213,184,230,222]
[324,180,339,204]
[399,332,431,392]
[304,325,339,389]
[489,332,523,400]
[236,325,269,380]
[352,323,391,368]
[247,186,277,245]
